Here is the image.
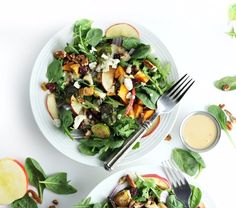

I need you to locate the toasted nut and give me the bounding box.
[218,104,225,109]
[48,206,56,208]
[126,174,136,188]
[224,109,232,116]
[79,87,94,96]
[129,200,136,208]
[222,84,230,91]
[54,50,66,59]
[143,59,155,69]
[40,82,48,91]
[164,134,172,141]
[52,199,59,205]
[114,190,131,207]
[226,121,233,131]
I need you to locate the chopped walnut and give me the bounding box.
[54,50,67,59]
[222,84,230,91]
[226,121,233,131]
[218,104,225,109]
[52,199,59,205]
[164,134,172,141]
[143,59,155,69]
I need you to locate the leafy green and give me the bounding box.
[132,44,151,59]
[40,172,77,194]
[122,37,140,49]
[46,59,63,82]
[82,100,99,111]
[11,194,38,208]
[113,114,139,138]
[166,195,184,208]
[229,4,236,20]
[132,142,140,150]
[226,27,236,38]
[59,109,74,140]
[74,19,92,32]
[74,197,108,208]
[190,185,202,208]
[208,105,235,146]
[104,96,124,108]
[25,158,46,200]
[171,148,205,176]
[142,86,160,103]
[215,76,236,91]
[136,91,156,109]
[85,28,103,47]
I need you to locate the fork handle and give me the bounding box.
[104,118,155,171]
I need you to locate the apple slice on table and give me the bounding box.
[105,23,140,38]
[0,158,28,205]
[46,93,59,119]
[102,69,115,92]
[142,174,169,190]
[70,95,82,115]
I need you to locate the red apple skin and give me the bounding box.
[142,116,160,138]
[45,93,58,119]
[70,96,82,115]
[142,174,170,188]
[13,159,29,190]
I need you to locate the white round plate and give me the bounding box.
[30,20,179,167]
[88,165,216,207]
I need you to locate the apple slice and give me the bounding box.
[0,158,28,205]
[142,174,169,190]
[143,116,160,138]
[105,23,140,39]
[102,69,115,92]
[70,95,82,115]
[46,93,58,119]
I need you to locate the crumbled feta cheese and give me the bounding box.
[126,65,132,74]
[90,46,97,53]
[53,119,61,128]
[141,82,146,86]
[129,74,134,79]
[101,53,109,60]
[160,191,169,203]
[83,73,94,86]
[95,65,101,72]
[73,81,81,89]
[152,67,157,72]
[73,115,86,129]
[88,114,92,119]
[97,98,103,105]
[126,92,132,99]
[89,62,97,69]
[124,78,133,91]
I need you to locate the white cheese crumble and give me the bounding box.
[100,53,120,72]
[141,82,146,86]
[126,65,132,74]
[83,73,94,86]
[89,62,97,69]
[73,115,86,129]
[90,46,97,53]
[124,78,133,91]
[73,81,81,89]
[126,92,132,99]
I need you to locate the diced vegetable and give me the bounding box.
[115,66,125,79]
[113,190,132,207]
[134,71,149,83]
[133,104,143,118]
[143,110,155,122]
[91,123,111,138]
[79,87,94,96]
[118,84,129,104]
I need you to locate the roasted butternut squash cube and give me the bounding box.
[143,110,155,121]
[118,84,129,104]
[133,104,143,118]
[134,71,149,83]
[79,87,94,96]
[115,66,125,79]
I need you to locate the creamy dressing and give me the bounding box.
[182,114,218,149]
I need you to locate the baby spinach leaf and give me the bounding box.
[229,3,236,21]
[25,158,46,200]
[46,59,63,82]
[190,185,202,208]
[78,144,97,156]
[74,19,92,33]
[171,148,199,176]
[40,172,77,194]
[166,195,184,208]
[85,28,103,46]
[104,96,124,108]
[59,109,74,140]
[132,44,151,59]
[208,105,227,130]
[142,86,160,103]
[215,76,236,91]
[122,37,140,49]
[189,150,206,169]
[11,194,38,208]
[136,91,156,109]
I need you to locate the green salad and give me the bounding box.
[42,19,172,160]
[75,173,205,208]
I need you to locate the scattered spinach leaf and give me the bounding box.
[122,37,140,49]
[142,86,160,103]
[190,185,202,208]
[132,44,151,59]
[25,158,46,200]
[40,172,77,194]
[46,59,62,82]
[166,195,184,208]
[132,142,140,150]
[215,76,236,91]
[11,194,37,208]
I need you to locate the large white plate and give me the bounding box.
[88,165,216,207]
[30,20,179,167]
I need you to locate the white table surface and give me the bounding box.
[1,0,236,207]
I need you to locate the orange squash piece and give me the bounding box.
[115,66,125,79]
[142,110,155,122]
[134,71,149,83]
[133,104,143,118]
[63,63,80,76]
[118,84,129,104]
[137,99,143,105]
[127,108,135,119]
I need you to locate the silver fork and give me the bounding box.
[162,160,192,208]
[104,74,195,171]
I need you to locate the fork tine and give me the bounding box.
[171,78,193,100]
[169,160,186,185]
[165,74,188,96]
[162,161,179,187]
[174,80,195,102]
